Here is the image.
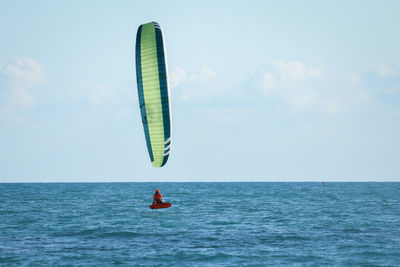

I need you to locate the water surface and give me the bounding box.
[0,182,399,266]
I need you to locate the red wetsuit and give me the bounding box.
[153,192,163,203]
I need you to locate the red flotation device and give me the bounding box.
[149,202,171,209]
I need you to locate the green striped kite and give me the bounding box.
[135,22,171,167]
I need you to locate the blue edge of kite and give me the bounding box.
[135,24,154,163]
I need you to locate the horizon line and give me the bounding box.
[0,180,399,183]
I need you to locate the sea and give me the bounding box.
[0,182,399,266]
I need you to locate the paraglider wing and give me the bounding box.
[135,22,171,167]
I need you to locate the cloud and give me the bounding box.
[257,60,375,113]
[170,66,216,88]
[169,66,216,101]
[266,60,322,80]
[169,67,187,88]
[86,85,116,105]
[0,58,44,110]
[0,57,136,121]
[364,64,400,96]
[80,83,137,119]
[199,107,255,124]
[375,65,397,78]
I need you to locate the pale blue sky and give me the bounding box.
[0,0,399,182]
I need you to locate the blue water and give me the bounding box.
[0,182,399,266]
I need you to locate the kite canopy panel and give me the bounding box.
[135,22,171,167]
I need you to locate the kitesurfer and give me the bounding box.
[153,189,163,204]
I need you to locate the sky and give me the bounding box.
[0,0,399,182]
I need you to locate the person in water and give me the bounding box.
[153,189,163,204]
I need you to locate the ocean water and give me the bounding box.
[0,182,399,266]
